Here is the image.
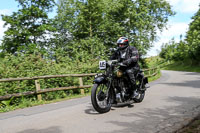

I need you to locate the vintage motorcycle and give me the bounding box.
[91,59,148,113]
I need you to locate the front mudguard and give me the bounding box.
[93,75,107,84]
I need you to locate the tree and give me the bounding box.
[173,40,188,62]
[159,38,177,61]
[186,5,200,63]
[52,0,106,62]
[56,0,175,56]
[1,0,55,54]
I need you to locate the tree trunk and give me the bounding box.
[89,17,92,37]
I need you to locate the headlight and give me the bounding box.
[116,70,123,78]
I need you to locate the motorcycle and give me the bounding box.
[91,59,148,113]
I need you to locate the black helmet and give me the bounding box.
[117,37,129,50]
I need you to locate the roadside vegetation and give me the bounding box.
[162,61,200,73]
[176,115,200,133]
[159,6,200,68]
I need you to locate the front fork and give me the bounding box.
[106,79,117,104]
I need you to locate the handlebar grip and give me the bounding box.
[117,62,127,67]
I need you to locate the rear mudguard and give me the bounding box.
[143,77,148,84]
[138,73,148,84]
[93,76,107,84]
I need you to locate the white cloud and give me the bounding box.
[0,9,12,44]
[147,22,189,57]
[0,20,6,40]
[167,0,200,13]
[0,9,12,16]
[160,22,189,38]
[0,19,6,45]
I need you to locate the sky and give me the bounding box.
[148,0,200,57]
[0,0,199,57]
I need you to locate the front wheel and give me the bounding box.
[91,83,111,113]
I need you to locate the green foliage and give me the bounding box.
[159,38,178,61]
[0,53,97,108]
[1,97,15,107]
[56,0,175,55]
[1,0,55,54]
[162,61,200,73]
[186,5,200,62]
[145,56,165,68]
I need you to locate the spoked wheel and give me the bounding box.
[133,90,145,103]
[91,83,111,113]
[133,78,146,103]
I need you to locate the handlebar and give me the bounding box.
[107,60,127,67]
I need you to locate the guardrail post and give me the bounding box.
[148,70,151,76]
[79,77,84,95]
[35,80,42,101]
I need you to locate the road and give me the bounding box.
[0,70,200,133]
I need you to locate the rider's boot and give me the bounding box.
[131,83,139,99]
[145,83,150,88]
[132,90,139,98]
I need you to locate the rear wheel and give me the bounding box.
[133,78,146,103]
[133,90,145,103]
[91,83,111,113]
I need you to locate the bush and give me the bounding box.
[0,53,99,107]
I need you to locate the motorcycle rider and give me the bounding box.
[110,37,140,98]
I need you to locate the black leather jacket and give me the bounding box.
[110,46,140,69]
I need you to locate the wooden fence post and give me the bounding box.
[35,80,42,101]
[79,77,84,95]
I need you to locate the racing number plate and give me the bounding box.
[99,60,106,70]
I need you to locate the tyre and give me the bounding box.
[91,83,111,113]
[133,77,146,103]
[133,91,145,103]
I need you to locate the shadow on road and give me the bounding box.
[85,102,134,115]
[161,79,200,89]
[85,106,100,115]
[99,96,200,133]
[183,72,200,76]
[84,105,118,115]
[112,102,135,108]
[16,126,62,133]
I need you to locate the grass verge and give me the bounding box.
[176,115,200,133]
[148,69,161,82]
[0,93,90,113]
[162,61,200,73]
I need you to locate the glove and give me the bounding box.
[118,62,126,67]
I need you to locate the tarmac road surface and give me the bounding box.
[0,70,200,133]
